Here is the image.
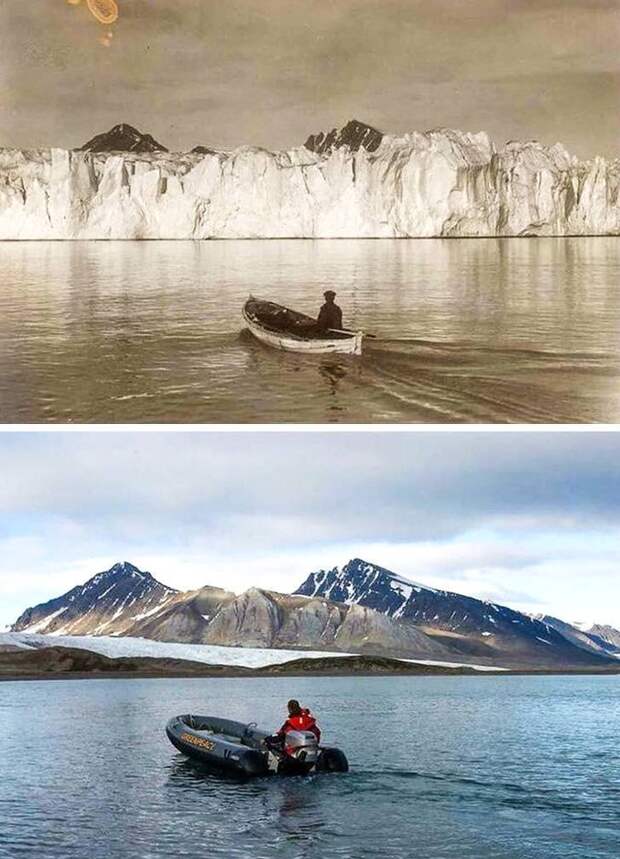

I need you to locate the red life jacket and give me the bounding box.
[279,708,321,743]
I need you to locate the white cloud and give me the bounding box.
[1,431,620,628]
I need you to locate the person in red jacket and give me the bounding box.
[276,699,321,743]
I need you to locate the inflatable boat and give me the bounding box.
[166,714,349,777]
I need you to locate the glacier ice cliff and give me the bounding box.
[0,127,618,239]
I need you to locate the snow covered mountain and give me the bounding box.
[583,624,620,654]
[538,617,620,657]
[10,562,450,661]
[535,615,614,656]
[12,559,617,667]
[1,120,617,239]
[295,559,615,666]
[11,562,178,636]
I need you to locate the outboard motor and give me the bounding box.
[283,730,319,766]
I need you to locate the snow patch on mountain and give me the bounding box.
[23,606,68,634]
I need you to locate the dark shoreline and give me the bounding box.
[4,669,620,683]
[2,648,618,683]
[3,664,619,683]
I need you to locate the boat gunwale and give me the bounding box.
[171,715,268,751]
[243,298,360,345]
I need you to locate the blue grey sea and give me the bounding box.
[1,674,618,858]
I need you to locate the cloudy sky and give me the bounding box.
[1,0,618,157]
[1,429,619,629]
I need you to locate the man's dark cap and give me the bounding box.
[324,290,336,299]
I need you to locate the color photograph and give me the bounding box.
[1,430,619,858]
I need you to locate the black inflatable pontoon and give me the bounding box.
[166,714,348,777]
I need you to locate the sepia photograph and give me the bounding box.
[0,0,618,423]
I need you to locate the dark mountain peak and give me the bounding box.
[112,560,145,575]
[304,119,384,156]
[190,145,216,155]
[79,124,168,154]
[343,557,400,578]
[90,560,154,585]
[346,557,371,568]
[295,558,430,613]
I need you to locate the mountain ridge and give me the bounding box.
[295,558,617,667]
[11,561,178,636]
[11,562,451,661]
[11,560,618,669]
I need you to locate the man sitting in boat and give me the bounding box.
[278,699,322,742]
[317,290,343,334]
[265,699,322,752]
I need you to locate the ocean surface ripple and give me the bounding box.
[1,675,619,858]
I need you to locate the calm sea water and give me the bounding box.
[0,675,618,859]
[1,238,619,423]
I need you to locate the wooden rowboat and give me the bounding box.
[243,297,363,356]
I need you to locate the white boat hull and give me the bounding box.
[243,310,363,356]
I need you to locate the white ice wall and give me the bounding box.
[0,129,618,239]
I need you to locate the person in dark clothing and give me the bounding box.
[317,290,343,334]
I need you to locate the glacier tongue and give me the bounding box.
[0,129,618,239]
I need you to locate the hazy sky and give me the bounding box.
[1,0,618,156]
[1,430,619,629]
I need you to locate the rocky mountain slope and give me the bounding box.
[201,587,448,657]
[1,120,617,239]
[536,615,616,657]
[12,560,617,668]
[583,624,620,654]
[80,123,167,154]
[304,119,384,156]
[295,559,616,667]
[11,562,450,661]
[11,562,178,636]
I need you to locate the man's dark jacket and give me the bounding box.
[317,302,343,332]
